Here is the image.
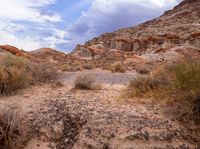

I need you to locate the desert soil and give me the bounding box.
[0,69,199,149]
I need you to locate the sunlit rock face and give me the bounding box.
[72,0,200,61]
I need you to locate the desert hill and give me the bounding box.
[73,0,200,64]
[1,0,200,71]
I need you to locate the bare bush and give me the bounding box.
[30,62,58,84]
[0,108,21,149]
[74,73,101,90]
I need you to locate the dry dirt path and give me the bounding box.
[0,70,199,149]
[62,69,137,85]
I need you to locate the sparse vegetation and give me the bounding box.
[0,54,30,95]
[127,55,200,123]
[108,63,126,73]
[0,108,21,149]
[31,62,58,83]
[0,54,59,95]
[128,75,162,97]
[74,73,101,90]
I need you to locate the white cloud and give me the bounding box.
[66,0,181,50]
[0,0,69,51]
[0,28,41,50]
[0,0,182,51]
[0,21,69,51]
[0,0,61,22]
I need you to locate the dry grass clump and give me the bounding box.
[128,75,164,97]
[0,108,21,149]
[108,63,126,73]
[0,54,30,95]
[74,73,101,90]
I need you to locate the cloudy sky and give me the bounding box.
[0,0,182,51]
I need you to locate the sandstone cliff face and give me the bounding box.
[73,0,200,61]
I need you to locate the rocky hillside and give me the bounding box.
[73,0,200,62]
[1,0,199,71]
[0,45,88,71]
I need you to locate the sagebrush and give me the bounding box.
[0,54,30,95]
[0,54,58,95]
[74,73,101,90]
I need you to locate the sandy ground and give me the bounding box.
[0,69,199,149]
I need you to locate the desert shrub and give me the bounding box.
[108,63,126,73]
[128,75,161,97]
[2,53,28,69]
[74,73,101,90]
[128,55,200,123]
[170,58,200,97]
[0,53,59,95]
[0,108,21,149]
[166,57,200,123]
[30,63,58,83]
[0,54,30,95]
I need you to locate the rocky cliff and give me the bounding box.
[73,0,200,62]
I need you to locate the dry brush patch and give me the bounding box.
[126,55,200,125]
[0,54,30,95]
[74,73,101,90]
[0,107,22,149]
[0,54,59,95]
[107,63,126,73]
[30,62,58,84]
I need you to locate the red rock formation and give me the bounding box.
[0,45,24,56]
[73,0,200,60]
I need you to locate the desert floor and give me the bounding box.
[0,69,198,149]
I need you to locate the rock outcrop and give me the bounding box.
[72,0,200,62]
[0,45,24,56]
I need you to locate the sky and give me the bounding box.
[0,0,182,52]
